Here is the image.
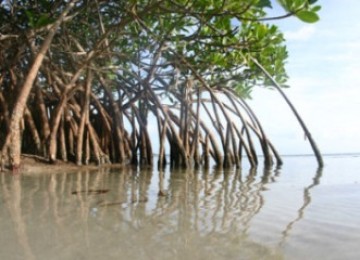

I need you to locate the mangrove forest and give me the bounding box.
[0,0,323,171]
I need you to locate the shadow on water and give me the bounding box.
[0,164,325,260]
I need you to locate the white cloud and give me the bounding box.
[284,25,316,41]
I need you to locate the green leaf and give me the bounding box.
[285,0,294,10]
[25,10,35,28]
[309,0,318,4]
[311,5,321,12]
[35,14,54,28]
[296,10,319,23]
[225,1,240,10]
[257,0,272,8]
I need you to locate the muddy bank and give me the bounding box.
[1,154,132,175]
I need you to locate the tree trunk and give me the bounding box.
[49,68,85,163]
[3,0,78,169]
[76,70,92,165]
[36,85,51,156]
[24,107,41,153]
[59,117,67,162]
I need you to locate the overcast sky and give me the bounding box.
[248,0,360,155]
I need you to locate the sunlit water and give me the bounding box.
[1,154,360,260]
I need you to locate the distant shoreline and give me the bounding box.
[279,153,360,157]
[1,153,359,175]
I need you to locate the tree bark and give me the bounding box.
[76,70,92,165]
[36,85,51,156]
[48,68,84,163]
[3,0,78,169]
[24,107,41,153]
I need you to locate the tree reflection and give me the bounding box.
[0,166,285,259]
[110,166,283,259]
[1,174,35,260]
[279,167,323,246]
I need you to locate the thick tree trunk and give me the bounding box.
[3,0,78,169]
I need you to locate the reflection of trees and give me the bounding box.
[0,169,116,259]
[97,166,282,259]
[279,167,323,246]
[0,167,284,259]
[1,174,35,260]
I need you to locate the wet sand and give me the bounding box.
[1,155,128,175]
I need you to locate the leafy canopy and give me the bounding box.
[0,0,320,98]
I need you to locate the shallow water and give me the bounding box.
[1,155,360,260]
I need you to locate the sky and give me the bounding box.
[248,0,360,155]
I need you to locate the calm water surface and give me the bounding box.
[1,155,360,260]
